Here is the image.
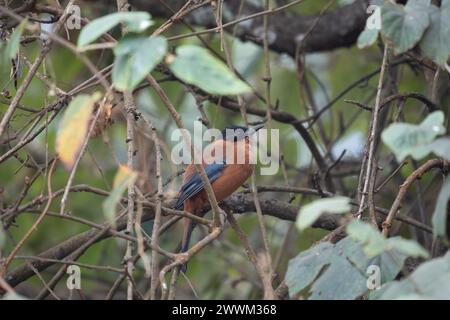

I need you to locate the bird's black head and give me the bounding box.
[221,124,264,141]
[221,125,247,141]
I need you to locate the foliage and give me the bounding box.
[359,0,450,66]
[112,35,167,91]
[56,93,101,170]
[346,220,429,258]
[296,196,351,231]
[286,236,408,300]
[287,219,429,300]
[1,0,450,300]
[4,18,28,62]
[168,45,252,95]
[419,0,450,66]
[77,12,153,47]
[381,0,431,54]
[432,177,450,238]
[372,251,450,299]
[381,111,447,162]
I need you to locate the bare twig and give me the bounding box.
[357,44,390,225]
[382,159,448,237]
[1,158,57,275]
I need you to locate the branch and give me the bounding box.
[382,159,449,237]
[126,0,369,56]
[4,193,340,288]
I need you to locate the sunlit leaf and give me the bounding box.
[102,165,137,221]
[296,196,351,231]
[56,93,101,170]
[381,111,445,161]
[112,35,167,91]
[419,0,450,66]
[432,176,450,238]
[5,18,28,61]
[168,45,252,95]
[382,0,431,54]
[77,12,153,47]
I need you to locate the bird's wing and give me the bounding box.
[175,163,226,209]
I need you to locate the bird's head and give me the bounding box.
[221,124,264,142]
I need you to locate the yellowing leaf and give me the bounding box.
[103,165,137,221]
[56,93,101,170]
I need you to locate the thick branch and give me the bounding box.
[5,194,339,288]
[127,0,369,56]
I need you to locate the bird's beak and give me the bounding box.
[245,123,265,136]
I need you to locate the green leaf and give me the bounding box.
[168,45,252,95]
[357,28,379,49]
[428,137,450,160]
[382,0,431,54]
[286,242,335,296]
[103,165,137,221]
[381,111,445,162]
[432,176,450,238]
[56,93,101,170]
[286,237,408,300]
[387,238,429,259]
[112,35,167,91]
[296,196,351,231]
[419,1,450,66]
[357,8,381,50]
[376,251,450,299]
[77,12,153,47]
[346,220,387,256]
[347,220,429,258]
[5,18,28,60]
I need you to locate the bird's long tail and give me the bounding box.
[181,218,195,253]
[180,217,195,273]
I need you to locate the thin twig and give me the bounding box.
[357,44,389,226]
[1,157,57,275]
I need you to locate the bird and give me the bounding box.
[175,124,264,272]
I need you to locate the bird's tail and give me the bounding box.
[180,218,195,273]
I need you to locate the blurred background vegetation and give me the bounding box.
[1,0,447,299]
